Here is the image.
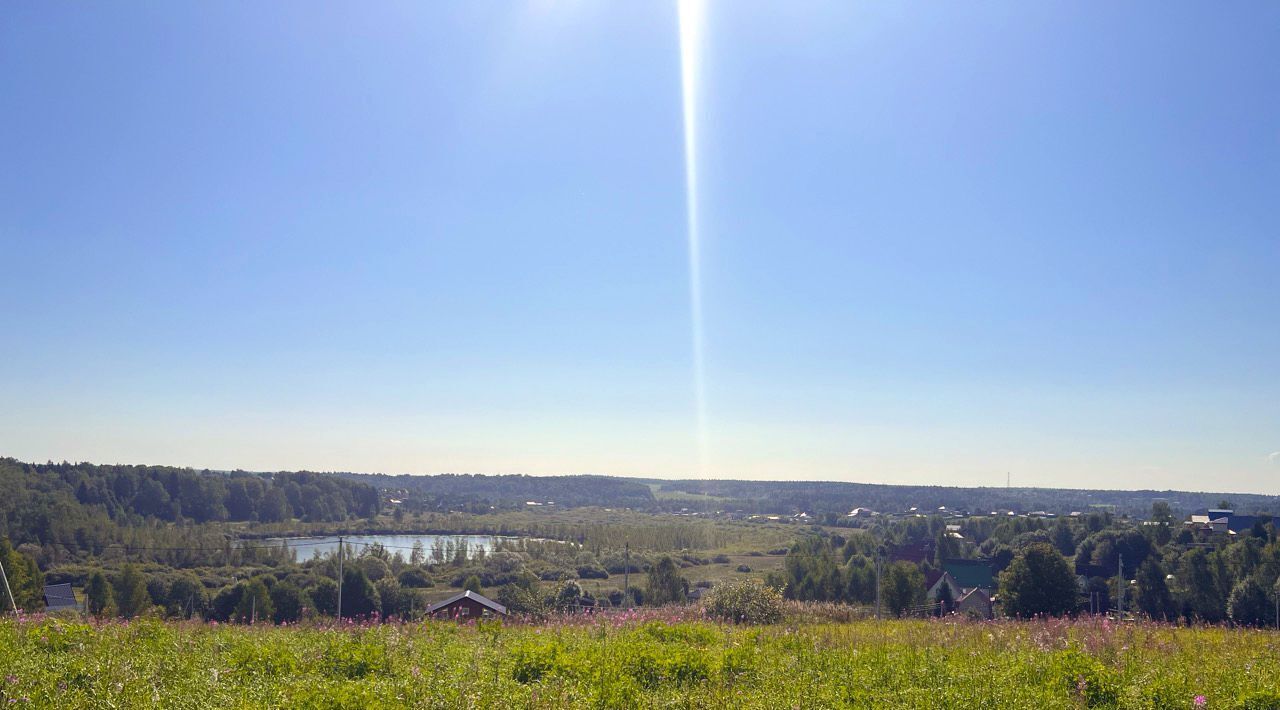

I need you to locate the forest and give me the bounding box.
[0,459,380,549]
[3,456,1280,631]
[346,472,657,512]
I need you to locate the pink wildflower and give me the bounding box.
[1194,696,1207,707]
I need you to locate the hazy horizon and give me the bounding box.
[3,2,1277,493]
[6,453,1279,499]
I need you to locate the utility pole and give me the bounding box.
[336,536,344,622]
[624,542,630,607]
[0,556,17,615]
[1116,553,1124,617]
[251,593,256,625]
[875,553,882,620]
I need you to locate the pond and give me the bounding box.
[259,533,528,562]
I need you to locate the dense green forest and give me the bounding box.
[0,459,379,550]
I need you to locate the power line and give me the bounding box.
[41,539,335,553]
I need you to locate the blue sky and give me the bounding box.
[2,2,1277,492]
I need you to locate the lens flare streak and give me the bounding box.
[678,0,708,476]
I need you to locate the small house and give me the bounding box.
[426,590,508,621]
[955,588,993,619]
[927,559,996,619]
[43,583,81,613]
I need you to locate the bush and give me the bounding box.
[1049,650,1118,708]
[712,554,731,564]
[576,564,609,580]
[702,579,784,625]
[397,568,434,588]
[1241,692,1280,710]
[736,564,752,573]
[512,641,572,683]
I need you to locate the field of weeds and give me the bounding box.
[2,612,1280,709]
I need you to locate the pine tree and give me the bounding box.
[114,564,151,619]
[935,580,954,615]
[645,556,688,606]
[340,568,380,618]
[232,579,273,624]
[0,538,44,612]
[1134,559,1175,621]
[883,561,926,617]
[86,571,116,618]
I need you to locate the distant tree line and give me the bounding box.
[0,459,380,554]
[346,472,656,512]
[653,479,1280,520]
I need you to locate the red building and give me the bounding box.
[426,590,508,620]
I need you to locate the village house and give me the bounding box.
[954,588,993,619]
[42,583,81,613]
[1185,509,1277,536]
[926,559,996,619]
[425,590,508,621]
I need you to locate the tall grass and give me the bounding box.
[2,613,1279,708]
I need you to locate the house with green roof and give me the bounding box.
[927,559,996,618]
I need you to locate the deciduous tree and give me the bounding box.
[999,543,1077,618]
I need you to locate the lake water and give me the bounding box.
[260,534,520,561]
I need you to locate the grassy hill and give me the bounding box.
[3,614,1280,708]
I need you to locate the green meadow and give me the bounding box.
[3,614,1280,709]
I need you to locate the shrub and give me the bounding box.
[576,564,609,580]
[702,579,784,625]
[1241,692,1280,710]
[1049,650,1118,708]
[624,645,712,688]
[736,564,752,573]
[323,636,390,679]
[229,639,300,677]
[512,641,572,683]
[397,568,433,588]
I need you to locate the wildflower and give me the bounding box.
[1194,696,1207,707]
[5,676,15,684]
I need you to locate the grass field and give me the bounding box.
[3,612,1280,709]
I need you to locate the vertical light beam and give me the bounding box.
[678,0,708,476]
